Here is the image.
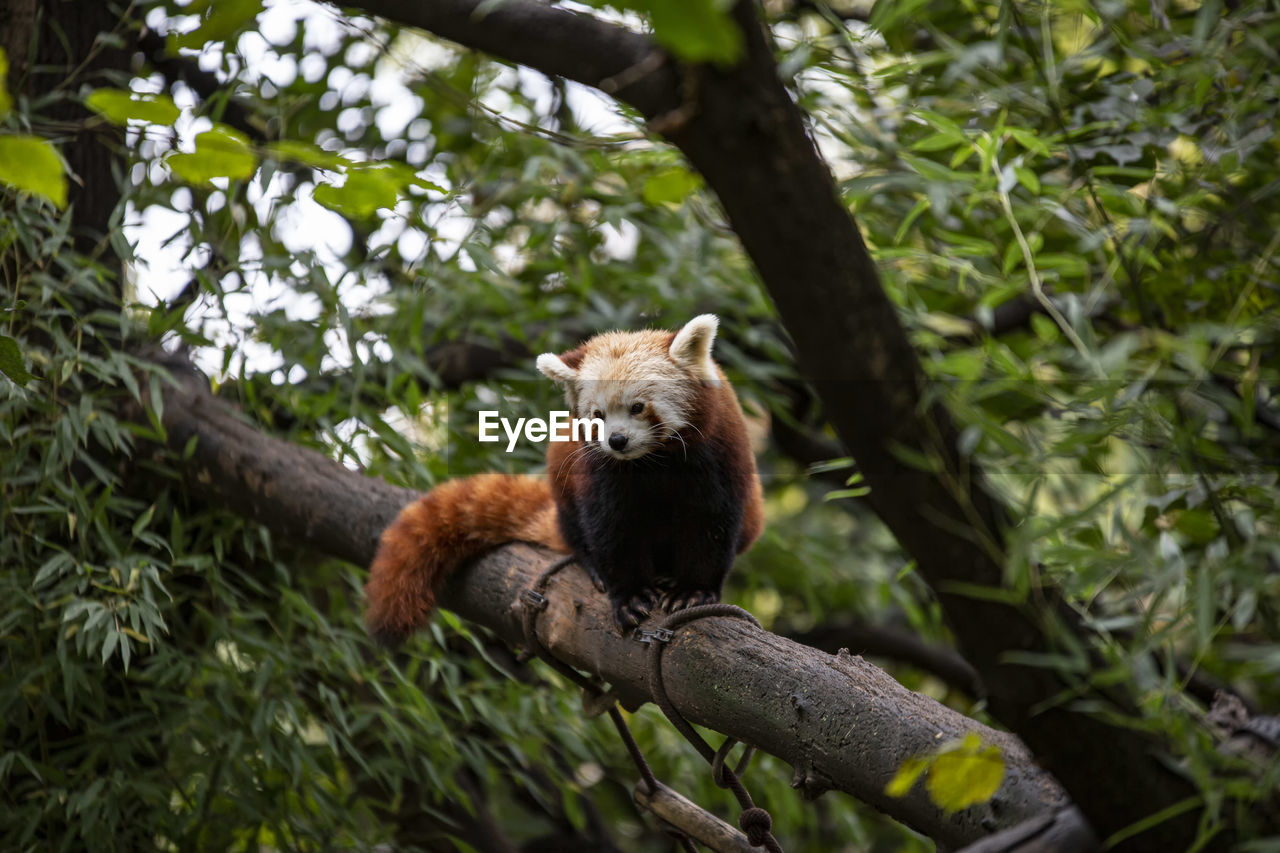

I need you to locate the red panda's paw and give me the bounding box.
[659,588,721,613]
[612,587,660,632]
[583,563,608,594]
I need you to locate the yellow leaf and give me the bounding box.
[121,627,152,645]
[925,737,1005,813]
[885,755,929,798]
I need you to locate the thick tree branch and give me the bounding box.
[157,367,1072,849]
[351,0,681,117]
[157,359,417,565]
[788,620,985,699]
[332,0,1215,844]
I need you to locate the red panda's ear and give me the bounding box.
[670,314,719,380]
[537,352,579,384]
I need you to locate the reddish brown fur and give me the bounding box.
[364,473,563,644]
[545,365,763,553]
[365,319,763,643]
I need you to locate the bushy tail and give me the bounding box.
[364,473,565,645]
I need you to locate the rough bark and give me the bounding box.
[157,367,1070,849]
[332,0,1213,845]
[789,619,985,700]
[157,360,417,567]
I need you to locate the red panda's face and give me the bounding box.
[537,315,721,461]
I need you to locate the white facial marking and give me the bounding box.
[538,318,718,460]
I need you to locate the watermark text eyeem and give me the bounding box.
[478,411,605,452]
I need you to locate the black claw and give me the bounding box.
[660,589,720,612]
[612,587,659,631]
[584,565,608,594]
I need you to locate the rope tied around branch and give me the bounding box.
[739,808,773,847]
[516,558,784,852]
[641,603,784,853]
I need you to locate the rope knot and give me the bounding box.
[739,807,772,846]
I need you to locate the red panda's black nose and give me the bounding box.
[609,433,629,451]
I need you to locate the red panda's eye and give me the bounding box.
[592,410,604,421]
[629,402,644,415]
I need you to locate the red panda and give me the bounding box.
[364,315,764,644]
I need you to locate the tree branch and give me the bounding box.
[331,0,1216,843]
[156,365,1070,849]
[788,620,984,699]
[350,0,681,118]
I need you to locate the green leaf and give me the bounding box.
[869,0,931,41]
[101,629,118,664]
[642,166,703,205]
[0,48,12,120]
[926,736,1005,813]
[314,163,438,219]
[132,504,157,540]
[823,485,871,501]
[1174,509,1219,545]
[635,0,743,64]
[168,127,257,184]
[315,170,399,219]
[365,159,443,193]
[33,552,73,588]
[1030,313,1059,342]
[85,89,180,126]
[0,135,67,207]
[1007,127,1052,157]
[1192,0,1222,44]
[168,0,265,51]
[910,132,966,153]
[1014,166,1040,195]
[0,334,35,386]
[893,197,930,244]
[266,140,349,170]
[1103,797,1204,849]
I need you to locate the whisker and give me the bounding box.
[566,443,603,479]
[556,443,593,482]
[652,419,692,462]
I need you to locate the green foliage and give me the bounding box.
[4,0,1279,848]
[794,0,1280,839]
